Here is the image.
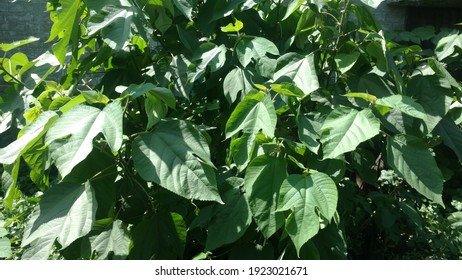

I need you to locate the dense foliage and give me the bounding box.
[1,0,462,259]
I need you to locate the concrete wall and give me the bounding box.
[0,0,51,58]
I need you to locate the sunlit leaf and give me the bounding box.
[132,119,222,203]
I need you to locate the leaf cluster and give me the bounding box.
[1,0,462,259]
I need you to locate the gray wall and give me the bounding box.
[0,0,51,58]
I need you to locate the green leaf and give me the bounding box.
[273,53,319,95]
[0,237,12,258]
[129,211,185,259]
[123,83,176,108]
[169,55,193,99]
[236,37,279,68]
[375,95,426,120]
[190,43,227,81]
[45,101,123,178]
[145,94,168,129]
[230,132,258,172]
[1,161,21,209]
[407,75,452,132]
[435,32,462,61]
[0,88,25,134]
[434,117,462,162]
[387,135,444,206]
[271,83,305,98]
[221,19,244,32]
[225,92,277,139]
[195,177,252,250]
[343,92,378,103]
[320,107,380,159]
[80,90,110,105]
[0,37,40,52]
[0,111,58,165]
[223,67,255,104]
[21,235,56,260]
[132,119,222,203]
[297,114,321,154]
[280,0,304,21]
[47,0,81,63]
[245,155,287,238]
[277,172,337,254]
[0,227,12,259]
[89,220,130,260]
[173,0,196,20]
[351,4,380,31]
[335,52,360,74]
[87,4,137,50]
[21,181,97,259]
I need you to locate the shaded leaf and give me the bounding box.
[245,155,287,238]
[194,177,252,250]
[0,111,58,165]
[387,135,444,206]
[335,52,360,74]
[434,116,462,162]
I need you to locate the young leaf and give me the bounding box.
[320,107,380,159]
[225,92,277,139]
[221,19,244,32]
[343,92,377,103]
[0,37,40,52]
[387,135,444,206]
[245,155,287,238]
[132,119,222,203]
[273,53,319,95]
[21,181,97,259]
[47,0,82,63]
[45,101,123,178]
[277,173,338,254]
